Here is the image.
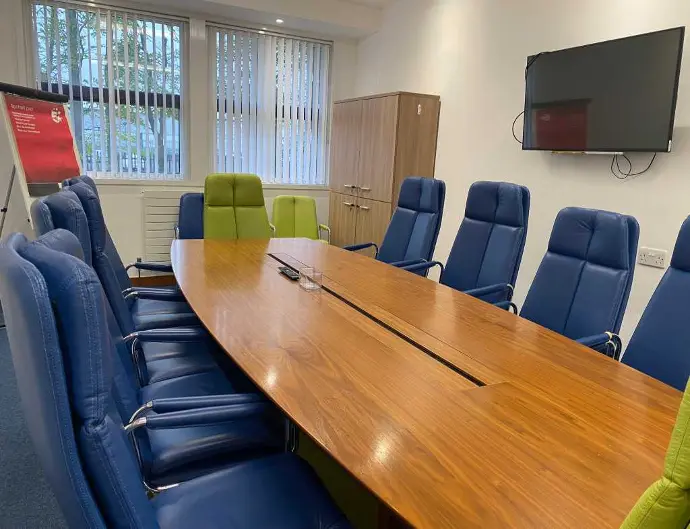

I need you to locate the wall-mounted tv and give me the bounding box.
[522,27,685,153]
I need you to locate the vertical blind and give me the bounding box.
[31,1,185,180]
[211,28,331,185]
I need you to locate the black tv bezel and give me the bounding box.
[521,26,685,153]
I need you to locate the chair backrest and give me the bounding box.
[520,207,639,339]
[377,177,446,264]
[31,189,93,267]
[440,181,530,302]
[620,379,690,529]
[203,173,271,240]
[63,183,138,337]
[63,175,132,291]
[272,195,319,239]
[15,234,158,529]
[623,217,690,390]
[0,232,119,529]
[178,193,204,240]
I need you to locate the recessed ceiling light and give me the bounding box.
[276,18,284,24]
[262,27,267,30]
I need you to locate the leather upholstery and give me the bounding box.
[178,193,204,240]
[623,217,690,390]
[377,177,446,265]
[203,173,272,239]
[31,189,93,266]
[441,181,529,303]
[63,175,130,291]
[272,195,319,239]
[520,207,639,340]
[0,234,107,529]
[0,232,350,529]
[620,379,690,529]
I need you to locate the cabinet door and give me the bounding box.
[329,192,357,248]
[329,100,362,196]
[354,198,392,258]
[357,96,398,202]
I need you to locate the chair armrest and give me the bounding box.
[124,327,206,344]
[126,261,174,273]
[494,300,519,313]
[389,258,427,268]
[464,283,513,300]
[129,394,268,422]
[125,402,272,432]
[577,332,622,359]
[344,242,379,257]
[318,224,331,243]
[402,261,445,275]
[123,287,185,302]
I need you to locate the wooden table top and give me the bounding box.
[171,238,681,529]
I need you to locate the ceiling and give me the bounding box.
[341,0,396,7]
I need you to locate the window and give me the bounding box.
[211,28,331,185]
[31,2,185,180]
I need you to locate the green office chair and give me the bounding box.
[204,173,273,239]
[621,379,690,529]
[271,195,330,243]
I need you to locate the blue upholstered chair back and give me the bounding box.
[63,176,131,292]
[17,234,158,528]
[441,181,530,302]
[377,177,446,264]
[623,217,690,390]
[59,182,138,337]
[31,189,93,267]
[178,193,204,239]
[520,207,639,340]
[0,233,110,529]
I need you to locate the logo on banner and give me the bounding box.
[50,107,64,124]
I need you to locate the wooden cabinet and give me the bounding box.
[329,192,357,247]
[329,100,362,197]
[328,92,440,250]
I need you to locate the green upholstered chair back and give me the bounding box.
[272,196,320,239]
[203,173,272,240]
[621,379,690,529]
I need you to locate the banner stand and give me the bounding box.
[0,82,81,240]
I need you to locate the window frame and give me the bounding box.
[208,22,334,187]
[27,0,190,182]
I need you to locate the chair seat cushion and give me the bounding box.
[131,298,200,330]
[154,453,351,529]
[145,354,219,385]
[146,416,283,486]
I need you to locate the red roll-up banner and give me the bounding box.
[4,94,80,184]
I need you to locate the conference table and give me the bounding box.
[171,237,681,529]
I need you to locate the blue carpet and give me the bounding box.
[0,328,67,528]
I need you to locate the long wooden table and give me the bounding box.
[171,238,681,529]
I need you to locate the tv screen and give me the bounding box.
[522,27,685,153]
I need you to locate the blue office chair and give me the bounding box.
[0,231,350,529]
[37,183,198,333]
[403,181,530,303]
[510,207,639,359]
[346,177,446,273]
[11,228,284,486]
[622,217,690,390]
[177,192,204,239]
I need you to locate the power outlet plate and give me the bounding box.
[638,247,668,269]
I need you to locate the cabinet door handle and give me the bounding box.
[343,202,355,207]
[344,184,358,189]
[360,186,371,192]
[358,205,370,211]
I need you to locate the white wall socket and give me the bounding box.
[638,247,668,269]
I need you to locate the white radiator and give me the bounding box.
[141,190,188,266]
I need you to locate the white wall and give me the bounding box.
[356,0,690,344]
[0,0,359,264]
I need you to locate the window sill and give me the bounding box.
[91,177,330,192]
